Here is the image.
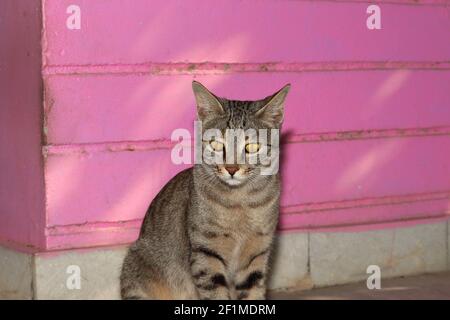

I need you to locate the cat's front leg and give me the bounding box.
[234,239,272,300]
[235,270,267,300]
[190,245,232,300]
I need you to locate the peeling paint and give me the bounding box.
[187,63,196,72]
[282,190,450,215]
[42,61,450,77]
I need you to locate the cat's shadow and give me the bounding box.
[266,129,296,288]
[279,129,295,173]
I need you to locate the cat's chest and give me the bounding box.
[213,203,276,235]
[195,185,279,232]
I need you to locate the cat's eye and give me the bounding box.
[210,140,224,151]
[245,143,260,153]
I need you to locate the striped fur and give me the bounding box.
[120,81,290,300]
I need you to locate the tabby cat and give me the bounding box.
[120,81,290,300]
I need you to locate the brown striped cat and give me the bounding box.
[120,81,290,300]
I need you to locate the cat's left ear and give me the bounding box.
[256,84,291,127]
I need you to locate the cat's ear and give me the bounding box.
[192,81,225,121]
[255,84,291,127]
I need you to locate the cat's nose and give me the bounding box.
[224,166,239,176]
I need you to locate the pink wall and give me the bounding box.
[0,1,46,251]
[1,0,449,251]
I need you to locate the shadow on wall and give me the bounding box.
[44,2,449,245]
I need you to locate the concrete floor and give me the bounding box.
[269,272,450,300]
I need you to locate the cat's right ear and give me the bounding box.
[192,81,225,121]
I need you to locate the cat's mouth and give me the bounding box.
[216,166,246,186]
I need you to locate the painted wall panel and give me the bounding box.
[42,0,450,66]
[45,148,190,226]
[281,136,450,205]
[45,71,450,145]
[45,136,450,228]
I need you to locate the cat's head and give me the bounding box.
[192,81,290,187]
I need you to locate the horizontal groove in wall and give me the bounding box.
[46,219,142,236]
[43,126,450,156]
[282,190,450,214]
[42,61,450,76]
[45,190,450,236]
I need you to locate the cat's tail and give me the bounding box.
[120,245,149,299]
